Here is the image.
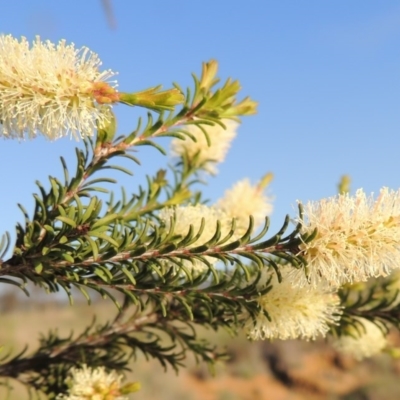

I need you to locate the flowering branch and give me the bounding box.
[1,34,400,399]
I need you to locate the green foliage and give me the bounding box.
[334,276,400,337]
[0,60,274,398]
[0,59,398,399]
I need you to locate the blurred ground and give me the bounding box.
[1,292,400,400]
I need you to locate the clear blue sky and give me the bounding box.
[1,1,400,250]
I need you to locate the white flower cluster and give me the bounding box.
[57,364,127,400]
[216,178,273,232]
[241,187,400,356]
[160,204,232,245]
[0,34,118,140]
[171,119,238,174]
[331,318,387,360]
[159,204,233,273]
[294,187,400,288]
[159,177,273,273]
[244,268,342,341]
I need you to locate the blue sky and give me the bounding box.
[1,1,400,250]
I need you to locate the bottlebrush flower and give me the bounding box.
[160,204,232,244]
[0,34,118,140]
[293,188,400,288]
[57,364,136,400]
[244,269,342,341]
[159,204,233,273]
[171,119,238,174]
[215,177,273,233]
[331,318,387,360]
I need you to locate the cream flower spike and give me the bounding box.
[331,318,387,360]
[293,187,400,288]
[159,204,233,273]
[56,364,132,400]
[171,119,239,174]
[215,176,273,234]
[244,268,342,341]
[0,34,118,140]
